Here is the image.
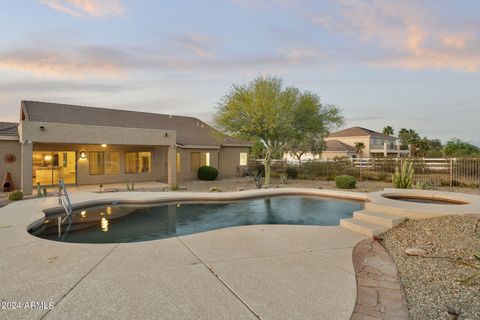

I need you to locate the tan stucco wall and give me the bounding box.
[218,146,249,178]
[176,148,220,181]
[176,146,250,181]
[20,121,176,146]
[33,143,167,185]
[0,140,22,190]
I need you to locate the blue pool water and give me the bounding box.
[31,196,364,243]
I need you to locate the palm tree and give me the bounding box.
[383,126,394,136]
[354,142,365,157]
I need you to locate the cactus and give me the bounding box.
[254,172,263,189]
[392,160,414,189]
[279,172,288,184]
[126,182,135,191]
[36,183,42,198]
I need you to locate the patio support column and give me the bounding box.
[167,145,177,185]
[21,141,33,195]
[383,142,387,157]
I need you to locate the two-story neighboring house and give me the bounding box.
[284,126,410,162]
[322,127,409,159]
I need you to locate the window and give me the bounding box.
[89,152,105,175]
[190,152,210,171]
[239,153,248,166]
[125,152,152,174]
[105,152,120,175]
[89,152,120,175]
[176,152,181,172]
[138,152,151,173]
[125,152,137,174]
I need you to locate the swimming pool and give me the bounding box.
[30,196,364,243]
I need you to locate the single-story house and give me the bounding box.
[0,101,251,194]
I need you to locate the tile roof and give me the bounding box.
[328,126,392,138]
[0,122,19,137]
[21,101,251,147]
[325,139,356,152]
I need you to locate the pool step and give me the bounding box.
[353,210,406,228]
[340,218,389,238]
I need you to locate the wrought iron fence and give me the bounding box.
[250,157,480,188]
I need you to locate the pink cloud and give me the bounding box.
[0,50,124,79]
[170,34,215,59]
[312,0,480,72]
[40,0,125,17]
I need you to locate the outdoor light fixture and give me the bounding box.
[101,144,107,148]
[43,154,52,161]
[80,151,87,159]
[39,126,45,132]
[163,132,169,137]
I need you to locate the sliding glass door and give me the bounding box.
[32,151,77,186]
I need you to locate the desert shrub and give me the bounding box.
[300,161,328,179]
[361,171,389,181]
[209,186,222,192]
[248,162,265,177]
[414,180,432,190]
[286,166,298,179]
[343,167,359,178]
[297,173,308,179]
[198,166,219,181]
[335,175,357,189]
[169,183,180,191]
[451,180,466,187]
[8,190,23,201]
[378,172,390,181]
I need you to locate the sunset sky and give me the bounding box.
[0,0,479,144]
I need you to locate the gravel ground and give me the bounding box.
[381,215,480,320]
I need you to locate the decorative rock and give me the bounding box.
[446,304,460,316]
[405,248,427,256]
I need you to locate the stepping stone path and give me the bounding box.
[351,239,409,320]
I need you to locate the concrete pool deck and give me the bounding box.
[1,189,367,320]
[2,188,480,319]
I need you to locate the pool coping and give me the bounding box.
[366,189,480,219]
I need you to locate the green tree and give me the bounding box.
[415,137,443,157]
[286,132,327,164]
[443,138,480,157]
[215,76,344,185]
[249,138,265,159]
[354,142,365,156]
[398,128,420,146]
[383,126,394,136]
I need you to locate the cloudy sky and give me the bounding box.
[0,0,479,144]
